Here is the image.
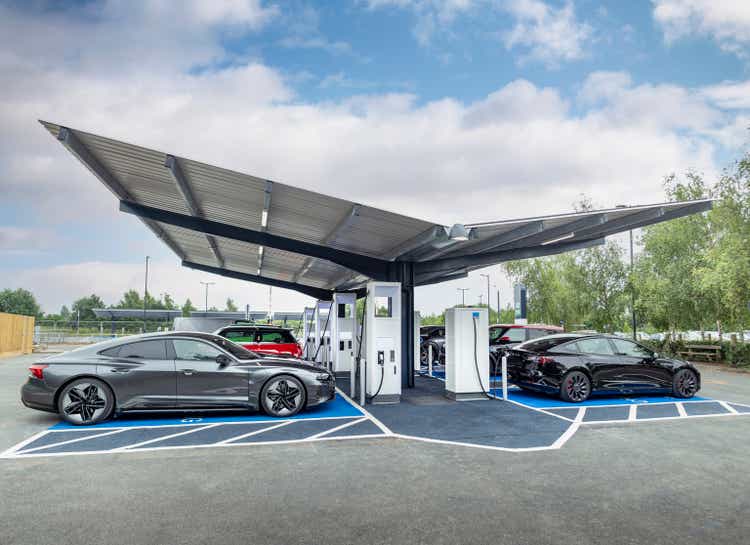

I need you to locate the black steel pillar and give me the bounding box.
[389,261,415,389]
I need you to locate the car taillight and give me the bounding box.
[534,356,554,366]
[29,364,48,379]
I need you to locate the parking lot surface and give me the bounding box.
[2,351,750,544]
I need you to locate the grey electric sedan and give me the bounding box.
[21,332,336,425]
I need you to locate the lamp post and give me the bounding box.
[616,204,637,339]
[143,256,150,331]
[480,273,491,319]
[457,288,469,307]
[200,281,215,313]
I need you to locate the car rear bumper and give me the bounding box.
[21,380,57,412]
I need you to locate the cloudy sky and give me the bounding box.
[1,0,749,316]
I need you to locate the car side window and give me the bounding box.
[173,339,223,361]
[611,338,653,358]
[576,338,616,356]
[551,341,580,354]
[100,346,121,357]
[527,328,549,340]
[118,340,168,359]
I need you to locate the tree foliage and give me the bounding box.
[0,288,42,318]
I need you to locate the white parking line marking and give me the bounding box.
[309,417,367,439]
[15,428,127,454]
[676,403,688,417]
[0,429,50,457]
[628,405,637,421]
[113,423,223,451]
[215,420,294,445]
[336,387,394,434]
[719,401,739,414]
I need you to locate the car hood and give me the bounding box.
[256,356,328,373]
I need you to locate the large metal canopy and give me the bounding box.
[43,121,713,300]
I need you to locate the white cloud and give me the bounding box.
[701,80,750,109]
[503,0,593,67]
[365,0,477,45]
[653,0,750,58]
[0,2,745,315]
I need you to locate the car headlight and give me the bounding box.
[316,373,333,382]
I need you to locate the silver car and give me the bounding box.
[21,332,336,425]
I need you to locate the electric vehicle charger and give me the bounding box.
[472,313,493,400]
[312,303,332,363]
[354,291,385,402]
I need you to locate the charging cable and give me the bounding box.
[472,314,493,400]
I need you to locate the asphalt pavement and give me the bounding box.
[1,351,749,545]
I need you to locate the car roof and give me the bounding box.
[219,324,291,330]
[490,323,564,330]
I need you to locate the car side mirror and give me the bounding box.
[216,354,232,367]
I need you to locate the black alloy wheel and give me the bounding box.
[261,375,306,417]
[673,369,699,398]
[560,371,591,403]
[57,378,114,425]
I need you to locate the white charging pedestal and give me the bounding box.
[331,292,356,373]
[313,300,332,366]
[445,307,489,401]
[413,311,421,376]
[302,307,315,360]
[363,281,402,404]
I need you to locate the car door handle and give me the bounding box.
[182,369,196,376]
[110,368,130,373]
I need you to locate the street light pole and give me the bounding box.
[200,281,215,313]
[143,255,150,331]
[629,228,636,340]
[480,273,491,319]
[457,288,469,307]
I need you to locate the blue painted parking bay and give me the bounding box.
[5,393,387,457]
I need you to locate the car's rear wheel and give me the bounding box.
[672,368,699,398]
[559,371,591,403]
[57,378,114,425]
[261,375,307,417]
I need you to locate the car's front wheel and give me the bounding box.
[57,378,114,425]
[672,368,699,398]
[261,375,307,417]
[559,371,591,403]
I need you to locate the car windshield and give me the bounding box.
[518,335,581,353]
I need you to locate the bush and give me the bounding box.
[641,338,750,367]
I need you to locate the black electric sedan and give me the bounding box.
[505,334,700,402]
[21,332,336,425]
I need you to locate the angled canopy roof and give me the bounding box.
[43,120,713,298]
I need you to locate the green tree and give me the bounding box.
[60,305,71,320]
[0,288,41,317]
[634,173,714,332]
[225,298,238,312]
[116,290,143,309]
[181,298,196,317]
[163,293,177,310]
[71,294,105,321]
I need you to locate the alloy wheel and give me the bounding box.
[62,382,108,424]
[675,370,698,397]
[566,373,590,402]
[264,378,304,417]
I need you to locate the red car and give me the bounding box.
[213,324,303,358]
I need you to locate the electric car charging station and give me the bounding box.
[331,292,357,373]
[18,121,746,459]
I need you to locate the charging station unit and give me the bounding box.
[312,300,332,366]
[363,281,402,403]
[414,311,421,375]
[444,307,490,401]
[331,292,356,373]
[302,307,315,360]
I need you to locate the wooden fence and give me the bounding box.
[0,312,35,358]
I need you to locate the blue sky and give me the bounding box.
[1,0,749,314]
